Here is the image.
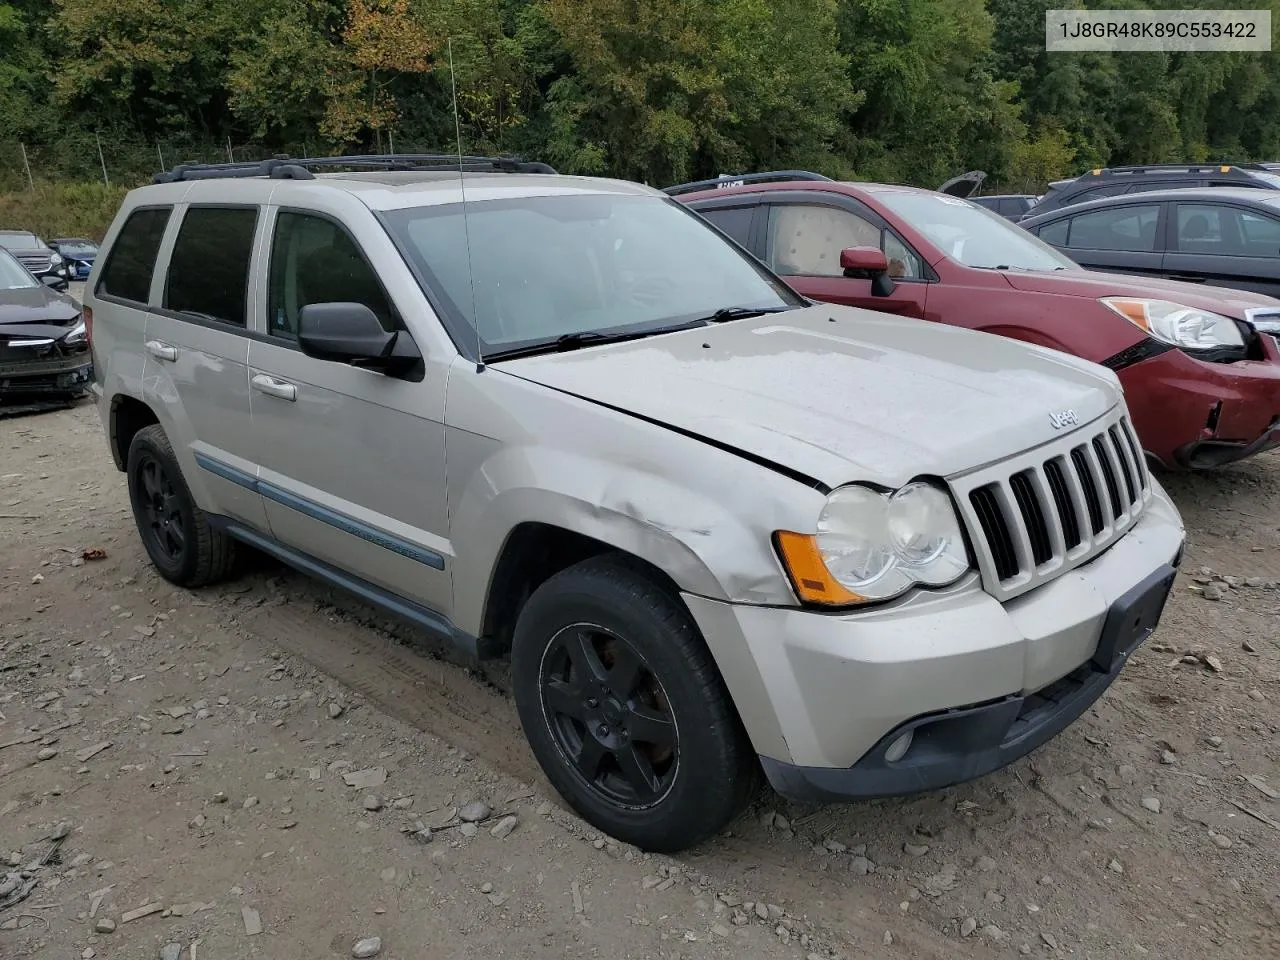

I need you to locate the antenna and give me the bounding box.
[448,37,483,371]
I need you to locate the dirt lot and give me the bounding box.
[1,399,1277,960]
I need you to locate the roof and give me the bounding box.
[1020,185,1280,225]
[674,178,941,203]
[125,170,663,212]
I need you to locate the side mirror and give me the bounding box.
[42,274,69,292]
[297,302,422,378]
[840,246,896,297]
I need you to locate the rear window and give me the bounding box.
[97,208,171,304]
[164,207,258,326]
[0,233,40,250]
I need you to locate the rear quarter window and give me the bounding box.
[696,205,755,247]
[97,207,172,304]
[1037,219,1070,246]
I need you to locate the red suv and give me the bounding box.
[669,172,1280,470]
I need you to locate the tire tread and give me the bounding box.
[129,424,239,587]
[511,553,756,852]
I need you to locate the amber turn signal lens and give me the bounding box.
[774,531,865,606]
[1101,298,1150,332]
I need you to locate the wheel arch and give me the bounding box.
[109,392,160,471]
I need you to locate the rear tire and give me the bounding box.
[511,555,755,852]
[126,424,239,587]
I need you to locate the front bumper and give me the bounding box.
[1119,340,1280,469]
[682,484,1185,801]
[0,355,94,397]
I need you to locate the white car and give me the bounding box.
[84,154,1186,852]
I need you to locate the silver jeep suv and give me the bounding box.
[85,155,1186,852]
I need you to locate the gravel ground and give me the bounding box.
[1,400,1277,960]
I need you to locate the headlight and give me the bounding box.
[63,319,86,345]
[50,252,62,264]
[1100,297,1243,351]
[776,482,970,606]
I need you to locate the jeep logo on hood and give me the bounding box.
[1050,409,1080,430]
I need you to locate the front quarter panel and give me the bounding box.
[926,277,1145,364]
[444,359,827,637]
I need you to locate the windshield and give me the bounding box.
[878,192,1079,270]
[382,193,803,356]
[0,250,38,290]
[0,233,41,251]
[1250,171,1280,189]
[57,241,97,256]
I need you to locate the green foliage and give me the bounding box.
[5,0,1280,198]
[0,180,129,241]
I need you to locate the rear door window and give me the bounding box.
[97,207,171,304]
[1176,203,1280,257]
[164,207,258,326]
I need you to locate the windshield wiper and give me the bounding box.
[699,305,790,323]
[485,329,650,361]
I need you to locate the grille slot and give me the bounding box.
[1092,436,1124,520]
[957,412,1149,595]
[1109,427,1137,504]
[1009,471,1053,566]
[1071,446,1105,534]
[1044,458,1081,550]
[969,486,1018,581]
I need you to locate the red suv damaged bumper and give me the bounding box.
[1120,337,1280,470]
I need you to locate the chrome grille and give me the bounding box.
[15,253,51,272]
[951,408,1150,602]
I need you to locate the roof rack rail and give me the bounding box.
[662,170,832,197]
[1080,163,1239,178]
[153,153,558,184]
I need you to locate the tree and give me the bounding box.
[324,0,439,146]
[837,0,1025,185]
[537,0,855,184]
[227,3,345,142]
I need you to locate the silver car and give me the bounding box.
[85,156,1186,852]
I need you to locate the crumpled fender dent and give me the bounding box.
[447,444,805,637]
[443,367,828,638]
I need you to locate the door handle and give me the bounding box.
[251,374,297,402]
[145,340,177,361]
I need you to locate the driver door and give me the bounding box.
[246,207,454,619]
[762,201,929,317]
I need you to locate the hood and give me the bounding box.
[501,305,1121,489]
[0,285,80,328]
[938,170,987,198]
[1001,268,1280,318]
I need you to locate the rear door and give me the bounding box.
[1162,201,1280,297]
[143,201,268,530]
[91,206,171,439]
[758,196,931,316]
[1053,201,1166,277]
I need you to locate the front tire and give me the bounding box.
[126,424,238,587]
[511,555,754,852]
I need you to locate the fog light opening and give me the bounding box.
[883,729,914,763]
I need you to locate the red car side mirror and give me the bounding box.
[840,246,896,297]
[840,246,888,274]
